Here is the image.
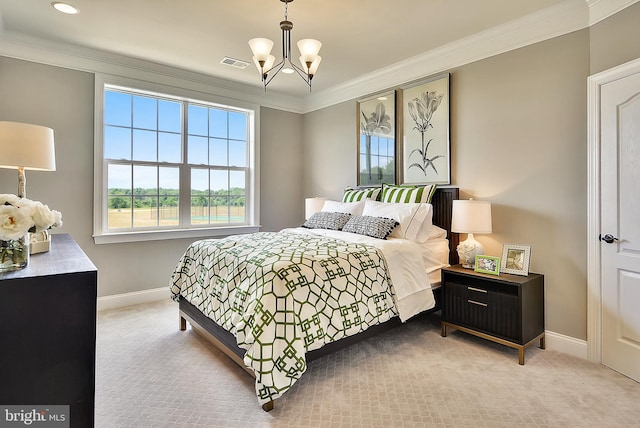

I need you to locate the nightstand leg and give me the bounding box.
[441,323,447,337]
[518,348,525,365]
[540,334,546,349]
[180,316,187,331]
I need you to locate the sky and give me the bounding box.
[104,90,248,192]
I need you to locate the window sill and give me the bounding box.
[93,225,261,244]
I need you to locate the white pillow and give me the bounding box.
[362,199,433,242]
[321,199,365,216]
[427,225,447,240]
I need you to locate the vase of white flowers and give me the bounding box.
[0,194,63,272]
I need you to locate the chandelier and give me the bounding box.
[248,0,322,91]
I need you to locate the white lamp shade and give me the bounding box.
[451,199,492,234]
[0,121,56,171]
[248,38,274,59]
[299,55,321,75]
[252,55,276,73]
[305,197,327,220]
[297,39,322,61]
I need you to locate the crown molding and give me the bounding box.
[587,0,640,25]
[1,0,638,115]
[0,31,305,114]
[302,0,589,113]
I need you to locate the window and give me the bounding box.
[94,77,259,244]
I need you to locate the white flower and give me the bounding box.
[0,194,20,206]
[0,195,63,241]
[30,201,58,231]
[51,210,63,228]
[0,204,34,240]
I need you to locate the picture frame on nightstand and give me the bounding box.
[501,244,531,276]
[475,255,500,275]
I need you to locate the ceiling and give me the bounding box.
[0,0,580,99]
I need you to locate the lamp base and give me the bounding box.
[456,233,484,269]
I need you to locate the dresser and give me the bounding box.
[0,234,98,427]
[441,264,545,365]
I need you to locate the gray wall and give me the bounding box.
[0,56,303,297]
[302,4,640,341]
[260,107,304,231]
[302,30,590,340]
[450,30,589,340]
[302,100,355,199]
[589,2,640,75]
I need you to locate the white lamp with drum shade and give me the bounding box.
[305,197,327,220]
[0,121,57,254]
[451,199,492,268]
[0,121,56,198]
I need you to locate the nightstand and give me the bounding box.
[441,264,545,365]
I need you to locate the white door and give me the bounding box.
[600,70,640,382]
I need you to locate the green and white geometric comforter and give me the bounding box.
[170,228,434,405]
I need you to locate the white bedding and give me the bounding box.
[286,227,447,321]
[418,237,450,275]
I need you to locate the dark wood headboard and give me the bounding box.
[431,187,459,265]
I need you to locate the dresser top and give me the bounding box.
[0,234,96,280]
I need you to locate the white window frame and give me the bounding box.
[93,74,260,244]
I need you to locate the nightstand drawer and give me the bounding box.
[444,281,520,341]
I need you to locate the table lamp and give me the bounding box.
[451,199,492,268]
[305,197,327,220]
[0,121,56,198]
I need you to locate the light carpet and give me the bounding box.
[95,300,640,427]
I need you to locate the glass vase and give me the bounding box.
[0,234,30,272]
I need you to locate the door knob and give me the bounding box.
[599,234,619,244]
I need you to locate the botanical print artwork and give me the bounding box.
[407,91,444,176]
[358,92,395,185]
[402,74,450,184]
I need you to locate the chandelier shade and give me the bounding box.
[248,0,321,91]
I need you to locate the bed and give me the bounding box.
[170,186,459,411]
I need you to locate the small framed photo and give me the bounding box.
[500,244,531,276]
[475,255,500,275]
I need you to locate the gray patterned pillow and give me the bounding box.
[302,212,352,230]
[342,216,399,239]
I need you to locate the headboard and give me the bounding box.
[431,187,459,265]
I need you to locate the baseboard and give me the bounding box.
[545,330,588,360]
[97,291,590,360]
[97,287,167,312]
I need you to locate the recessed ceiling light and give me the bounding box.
[51,2,79,15]
[377,97,388,101]
[282,68,295,74]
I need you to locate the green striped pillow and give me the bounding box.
[380,184,437,204]
[342,187,381,203]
